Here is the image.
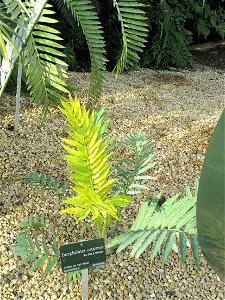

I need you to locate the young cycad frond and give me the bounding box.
[16,171,70,197]
[12,219,59,277]
[64,0,107,106]
[59,96,130,234]
[113,131,157,196]
[60,96,114,198]
[107,181,201,268]
[113,0,148,75]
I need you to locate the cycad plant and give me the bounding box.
[0,0,148,119]
[58,96,131,237]
[12,96,201,278]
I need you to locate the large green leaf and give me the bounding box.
[197,109,225,281]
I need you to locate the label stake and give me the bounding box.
[82,268,88,300]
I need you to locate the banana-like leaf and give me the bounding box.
[107,182,201,267]
[197,109,225,281]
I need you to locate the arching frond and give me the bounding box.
[108,181,201,268]
[113,0,148,75]
[52,0,77,28]
[23,4,69,117]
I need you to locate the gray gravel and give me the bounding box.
[0,62,225,299]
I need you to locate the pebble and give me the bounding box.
[0,62,225,299]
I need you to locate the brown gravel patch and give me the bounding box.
[0,63,225,299]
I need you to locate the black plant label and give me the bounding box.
[60,238,106,273]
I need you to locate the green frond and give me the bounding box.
[64,0,106,106]
[23,5,68,118]
[60,96,131,233]
[19,215,45,229]
[12,225,59,277]
[107,182,201,268]
[60,96,112,198]
[60,187,118,223]
[0,1,69,118]
[113,0,148,75]
[16,171,70,197]
[114,131,157,196]
[0,0,49,97]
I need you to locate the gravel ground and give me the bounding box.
[0,56,225,299]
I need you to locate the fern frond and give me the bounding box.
[113,0,148,75]
[64,0,106,106]
[113,131,157,196]
[12,227,59,277]
[107,182,201,268]
[16,171,70,197]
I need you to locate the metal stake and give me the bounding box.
[82,268,88,300]
[15,61,22,131]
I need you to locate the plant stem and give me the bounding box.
[82,220,98,238]
[101,214,108,240]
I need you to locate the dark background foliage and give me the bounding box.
[50,0,225,71]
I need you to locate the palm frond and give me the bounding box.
[0,1,69,118]
[113,0,148,75]
[64,0,106,106]
[52,0,77,28]
[60,95,113,198]
[107,181,201,268]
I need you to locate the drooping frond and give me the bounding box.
[52,0,77,28]
[16,171,70,197]
[23,4,69,117]
[113,0,148,75]
[107,181,201,268]
[113,131,157,195]
[59,96,130,230]
[63,0,106,105]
